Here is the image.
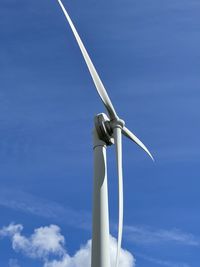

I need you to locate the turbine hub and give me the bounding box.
[110,118,125,129]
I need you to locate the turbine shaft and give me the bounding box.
[56,3,154,267]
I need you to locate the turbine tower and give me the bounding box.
[56,1,154,267]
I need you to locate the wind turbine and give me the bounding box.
[56,1,154,267]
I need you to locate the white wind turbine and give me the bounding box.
[56,1,154,267]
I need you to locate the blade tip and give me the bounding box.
[149,153,155,162]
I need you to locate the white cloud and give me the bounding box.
[0,223,135,267]
[0,223,23,237]
[44,236,134,267]
[1,224,65,259]
[16,225,65,259]
[109,236,135,267]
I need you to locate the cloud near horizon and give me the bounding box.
[0,223,135,267]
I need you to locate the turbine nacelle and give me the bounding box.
[94,113,114,146]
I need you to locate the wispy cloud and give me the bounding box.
[0,223,135,267]
[0,187,198,249]
[124,225,199,246]
[136,253,190,267]
[9,259,21,267]
[0,188,91,230]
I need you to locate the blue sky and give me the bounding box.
[0,0,200,266]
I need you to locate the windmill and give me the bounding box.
[56,1,154,267]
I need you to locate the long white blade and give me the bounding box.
[122,126,154,161]
[56,0,118,120]
[113,127,123,267]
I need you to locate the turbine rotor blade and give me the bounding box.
[122,126,154,161]
[57,0,118,120]
[113,126,124,267]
